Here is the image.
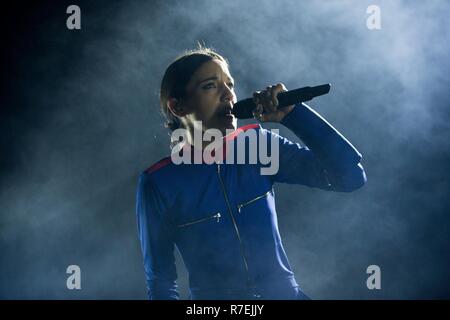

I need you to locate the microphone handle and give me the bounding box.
[278,84,331,107]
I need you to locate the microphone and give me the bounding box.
[232,83,331,119]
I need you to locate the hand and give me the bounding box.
[252,83,295,123]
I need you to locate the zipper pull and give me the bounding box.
[215,212,221,222]
[323,169,332,188]
[237,205,242,213]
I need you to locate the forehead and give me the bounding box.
[187,59,232,87]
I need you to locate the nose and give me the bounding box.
[222,83,235,103]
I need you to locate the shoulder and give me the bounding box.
[137,156,177,187]
[144,156,173,175]
[137,156,175,197]
[224,123,261,141]
[234,123,284,141]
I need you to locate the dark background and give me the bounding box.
[1,0,449,299]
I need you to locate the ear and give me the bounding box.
[167,97,187,117]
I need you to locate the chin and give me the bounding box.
[223,121,237,134]
[211,120,234,135]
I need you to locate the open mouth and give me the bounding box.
[222,113,235,120]
[221,108,234,117]
[218,104,235,121]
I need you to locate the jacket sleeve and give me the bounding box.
[270,102,367,192]
[136,172,179,300]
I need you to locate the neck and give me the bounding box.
[185,128,210,151]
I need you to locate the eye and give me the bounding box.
[202,82,216,89]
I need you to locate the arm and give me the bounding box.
[136,172,179,300]
[272,102,367,192]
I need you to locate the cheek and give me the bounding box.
[191,93,218,121]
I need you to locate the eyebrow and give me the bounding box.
[197,75,235,87]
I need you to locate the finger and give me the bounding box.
[255,103,264,115]
[254,89,269,113]
[275,82,287,92]
[265,87,272,104]
[252,91,261,105]
[253,112,263,122]
[255,87,275,114]
[253,111,263,122]
[252,103,263,114]
[253,109,267,122]
[262,86,275,112]
[271,83,285,108]
[258,113,267,122]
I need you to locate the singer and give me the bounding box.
[136,46,367,300]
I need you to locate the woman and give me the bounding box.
[136,46,366,300]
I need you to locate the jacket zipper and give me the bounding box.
[177,212,221,228]
[323,168,332,188]
[237,190,272,213]
[216,163,252,284]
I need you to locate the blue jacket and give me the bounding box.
[136,103,366,300]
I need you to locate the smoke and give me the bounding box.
[1,0,449,299]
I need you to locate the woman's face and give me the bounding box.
[181,59,237,135]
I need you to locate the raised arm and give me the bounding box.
[271,102,366,191]
[253,83,366,192]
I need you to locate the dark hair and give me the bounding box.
[160,44,229,133]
